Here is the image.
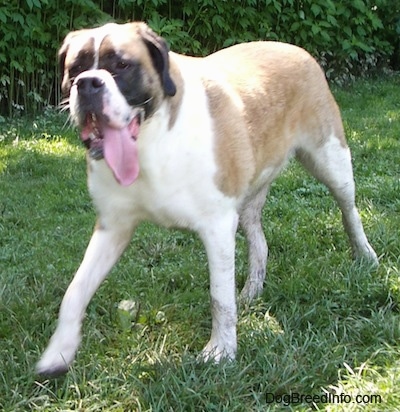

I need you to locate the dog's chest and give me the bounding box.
[87,103,234,230]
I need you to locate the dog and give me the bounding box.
[36,22,378,376]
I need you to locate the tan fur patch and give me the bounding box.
[203,78,255,197]
[203,42,347,198]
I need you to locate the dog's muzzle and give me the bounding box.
[69,70,144,186]
[75,76,106,116]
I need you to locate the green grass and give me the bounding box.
[1,76,399,411]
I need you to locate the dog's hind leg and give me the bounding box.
[239,187,269,302]
[296,133,378,264]
[36,223,135,377]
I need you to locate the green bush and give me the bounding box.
[0,0,398,116]
[0,0,108,117]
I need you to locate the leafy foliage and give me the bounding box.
[0,0,108,117]
[0,0,398,116]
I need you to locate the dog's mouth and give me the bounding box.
[80,112,142,187]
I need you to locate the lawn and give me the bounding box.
[0,76,399,411]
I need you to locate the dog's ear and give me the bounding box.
[140,26,177,97]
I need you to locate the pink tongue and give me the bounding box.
[102,123,139,186]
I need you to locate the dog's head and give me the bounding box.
[59,22,176,186]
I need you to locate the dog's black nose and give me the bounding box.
[76,77,105,96]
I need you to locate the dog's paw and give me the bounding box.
[353,242,379,266]
[239,280,264,303]
[199,339,236,363]
[36,340,78,377]
[36,359,69,378]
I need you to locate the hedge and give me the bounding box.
[0,0,398,116]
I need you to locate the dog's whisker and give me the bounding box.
[56,99,74,130]
[58,99,70,112]
[137,96,153,106]
[62,116,74,130]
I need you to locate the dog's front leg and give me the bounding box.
[36,224,134,377]
[199,211,239,362]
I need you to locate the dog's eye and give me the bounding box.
[69,64,83,78]
[116,60,130,71]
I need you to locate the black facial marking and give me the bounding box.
[60,38,95,97]
[70,50,94,78]
[99,49,155,117]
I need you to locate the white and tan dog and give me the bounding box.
[36,22,378,376]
